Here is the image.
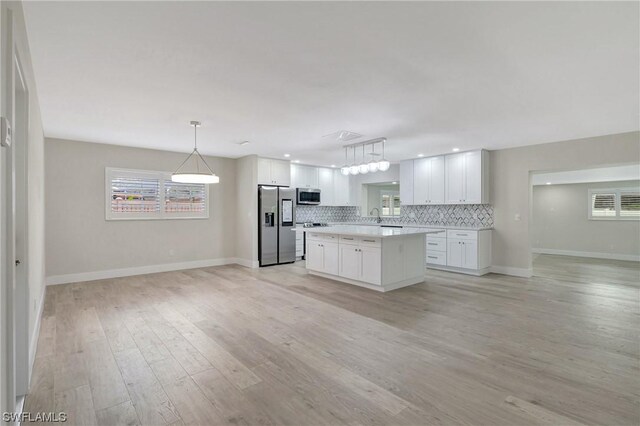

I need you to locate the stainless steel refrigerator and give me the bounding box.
[258,186,296,266]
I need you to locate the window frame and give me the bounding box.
[588,187,640,221]
[105,167,210,221]
[380,190,401,217]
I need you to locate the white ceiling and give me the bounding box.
[532,164,640,186]
[23,1,639,167]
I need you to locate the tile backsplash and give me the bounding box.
[296,204,494,228]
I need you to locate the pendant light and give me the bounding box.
[367,143,380,172]
[340,147,350,176]
[378,139,390,171]
[358,144,369,174]
[172,121,220,184]
[348,147,360,175]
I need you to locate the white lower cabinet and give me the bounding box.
[360,246,382,285]
[437,229,491,274]
[306,238,339,275]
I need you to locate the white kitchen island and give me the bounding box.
[297,225,441,292]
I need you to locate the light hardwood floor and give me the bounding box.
[25,255,639,425]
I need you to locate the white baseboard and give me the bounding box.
[490,265,533,278]
[532,248,640,262]
[233,258,260,269]
[45,258,250,286]
[29,284,46,372]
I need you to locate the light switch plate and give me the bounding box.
[1,117,11,148]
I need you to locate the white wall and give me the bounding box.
[532,180,640,260]
[0,0,46,412]
[491,131,640,276]
[45,138,237,282]
[235,155,258,267]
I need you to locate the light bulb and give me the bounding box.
[349,165,360,175]
[378,159,390,171]
[368,159,379,172]
[358,162,369,174]
[340,166,350,176]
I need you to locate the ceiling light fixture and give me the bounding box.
[358,145,369,174]
[294,160,300,163]
[378,139,390,172]
[349,147,360,175]
[172,121,220,184]
[330,164,336,168]
[452,147,460,152]
[417,153,424,157]
[340,148,350,176]
[284,153,290,158]
[367,144,380,173]
[546,182,552,185]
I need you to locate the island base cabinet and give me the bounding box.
[306,240,339,275]
[338,244,381,285]
[360,246,382,285]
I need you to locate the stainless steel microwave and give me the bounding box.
[296,188,321,205]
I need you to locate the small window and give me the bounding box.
[380,191,401,217]
[106,168,209,220]
[588,188,640,220]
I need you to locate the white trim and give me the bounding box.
[45,258,247,286]
[308,270,424,292]
[532,248,640,262]
[233,258,260,269]
[28,284,46,386]
[427,264,491,276]
[489,265,533,278]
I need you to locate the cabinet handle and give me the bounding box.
[428,256,438,259]
[428,242,437,246]
[343,237,354,240]
[363,239,375,243]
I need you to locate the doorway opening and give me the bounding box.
[530,165,640,282]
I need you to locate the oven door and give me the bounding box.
[297,189,321,205]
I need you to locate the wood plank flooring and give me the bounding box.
[24,255,640,425]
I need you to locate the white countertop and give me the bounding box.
[295,224,442,238]
[328,222,493,231]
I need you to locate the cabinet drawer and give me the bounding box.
[339,235,359,245]
[359,237,381,247]
[447,230,477,240]
[426,251,447,265]
[307,232,323,241]
[308,233,338,241]
[322,234,339,241]
[426,238,446,252]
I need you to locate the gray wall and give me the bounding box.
[45,138,237,278]
[532,180,640,259]
[491,131,640,275]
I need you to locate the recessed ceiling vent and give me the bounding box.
[323,130,363,142]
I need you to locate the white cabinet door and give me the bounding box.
[298,166,318,188]
[318,168,334,206]
[290,164,300,188]
[445,153,465,204]
[412,158,429,205]
[333,171,350,206]
[400,160,414,205]
[339,245,361,280]
[306,241,324,272]
[428,156,445,204]
[360,246,381,285]
[257,158,273,185]
[463,151,481,204]
[271,159,291,186]
[323,242,340,275]
[447,239,463,268]
[461,240,478,269]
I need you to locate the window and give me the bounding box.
[588,188,640,220]
[106,168,209,220]
[380,191,401,217]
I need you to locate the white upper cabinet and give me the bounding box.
[258,158,291,186]
[333,170,351,206]
[399,160,414,205]
[445,150,489,204]
[290,164,318,189]
[318,168,334,206]
[413,156,444,205]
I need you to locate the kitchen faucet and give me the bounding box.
[369,208,382,223]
